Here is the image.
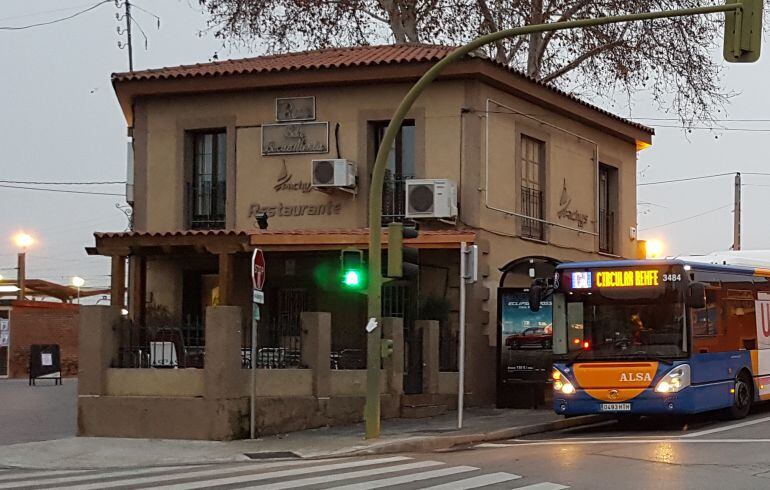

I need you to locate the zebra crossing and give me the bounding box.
[0,455,569,489]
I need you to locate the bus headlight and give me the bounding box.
[655,364,691,393]
[553,368,575,395]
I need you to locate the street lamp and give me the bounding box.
[71,276,85,304]
[12,232,34,302]
[646,239,665,259]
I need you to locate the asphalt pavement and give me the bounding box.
[0,378,76,446]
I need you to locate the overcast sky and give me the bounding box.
[1,1,769,291]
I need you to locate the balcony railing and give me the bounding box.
[382,172,414,223]
[520,186,544,240]
[113,317,205,369]
[187,182,226,230]
[599,209,615,254]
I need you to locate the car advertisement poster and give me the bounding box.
[498,289,553,383]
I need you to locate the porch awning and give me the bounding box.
[87,228,475,255]
[249,228,476,251]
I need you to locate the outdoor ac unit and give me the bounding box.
[311,159,356,188]
[405,179,458,219]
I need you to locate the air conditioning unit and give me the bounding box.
[311,159,356,188]
[405,179,458,219]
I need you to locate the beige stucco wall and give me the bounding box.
[330,369,388,396]
[105,368,205,397]
[255,369,313,397]
[438,371,459,395]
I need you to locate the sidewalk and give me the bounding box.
[0,408,604,470]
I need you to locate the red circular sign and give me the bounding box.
[252,248,266,291]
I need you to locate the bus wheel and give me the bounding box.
[730,374,753,420]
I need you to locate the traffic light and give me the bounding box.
[724,0,762,63]
[340,248,366,290]
[387,222,419,279]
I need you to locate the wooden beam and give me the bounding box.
[110,255,126,308]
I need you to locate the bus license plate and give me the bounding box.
[600,403,631,412]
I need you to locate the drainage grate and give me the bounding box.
[244,452,301,460]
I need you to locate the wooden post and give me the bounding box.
[110,256,127,308]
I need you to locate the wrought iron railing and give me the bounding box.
[187,182,226,230]
[599,209,615,254]
[382,172,414,223]
[520,186,544,240]
[113,317,205,369]
[241,318,302,369]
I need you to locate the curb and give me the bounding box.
[324,414,608,458]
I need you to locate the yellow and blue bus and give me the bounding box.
[546,258,770,419]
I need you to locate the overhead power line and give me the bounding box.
[0,184,123,196]
[0,1,111,30]
[638,172,735,186]
[639,204,732,232]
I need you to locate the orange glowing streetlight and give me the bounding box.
[646,239,665,259]
[11,231,35,301]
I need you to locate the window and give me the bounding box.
[372,121,415,222]
[692,289,719,336]
[599,164,619,254]
[520,135,545,240]
[189,131,226,229]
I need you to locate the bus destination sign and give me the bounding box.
[572,269,660,289]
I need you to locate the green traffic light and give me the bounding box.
[343,270,361,287]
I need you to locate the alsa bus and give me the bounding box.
[543,258,770,419]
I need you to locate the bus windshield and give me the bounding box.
[557,270,688,361]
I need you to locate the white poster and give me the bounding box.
[0,319,8,347]
[41,353,52,366]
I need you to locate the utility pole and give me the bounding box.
[125,0,133,71]
[734,172,742,250]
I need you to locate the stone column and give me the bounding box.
[382,317,404,395]
[78,306,121,396]
[128,255,146,324]
[300,312,331,398]
[416,320,439,395]
[217,252,235,306]
[204,306,243,400]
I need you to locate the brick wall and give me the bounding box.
[8,302,80,378]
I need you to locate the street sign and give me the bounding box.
[253,290,265,305]
[252,248,266,291]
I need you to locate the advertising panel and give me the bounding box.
[498,289,553,383]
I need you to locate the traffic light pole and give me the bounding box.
[365,2,746,439]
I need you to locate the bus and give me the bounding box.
[539,258,770,419]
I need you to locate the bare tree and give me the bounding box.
[198,0,762,122]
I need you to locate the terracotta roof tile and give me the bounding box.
[94,229,250,239]
[111,43,652,135]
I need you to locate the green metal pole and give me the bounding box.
[364,3,742,439]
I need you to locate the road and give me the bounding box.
[0,378,77,446]
[5,405,770,488]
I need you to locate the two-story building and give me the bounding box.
[83,43,652,439]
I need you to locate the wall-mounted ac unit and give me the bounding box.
[311,159,356,188]
[405,179,458,219]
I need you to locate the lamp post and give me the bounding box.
[12,232,33,302]
[71,276,85,304]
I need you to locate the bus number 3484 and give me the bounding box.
[662,274,682,282]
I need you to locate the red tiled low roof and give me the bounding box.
[93,230,250,239]
[112,43,653,135]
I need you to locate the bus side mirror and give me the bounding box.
[687,282,707,309]
[528,284,543,312]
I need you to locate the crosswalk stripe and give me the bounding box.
[420,471,523,490]
[0,470,91,485]
[513,483,569,490]
[56,458,327,490]
[0,465,199,489]
[327,465,479,490]
[153,456,413,490]
[247,461,446,490]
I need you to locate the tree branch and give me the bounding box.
[541,38,624,83]
[476,0,507,63]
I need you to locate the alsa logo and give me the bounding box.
[619,372,652,382]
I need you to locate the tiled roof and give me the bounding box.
[94,230,251,239]
[111,43,652,135]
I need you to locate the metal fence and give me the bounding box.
[187,182,226,230]
[242,318,302,369]
[113,317,205,369]
[382,173,414,223]
[520,186,544,240]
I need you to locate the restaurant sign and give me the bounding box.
[248,201,342,222]
[262,122,329,155]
